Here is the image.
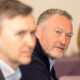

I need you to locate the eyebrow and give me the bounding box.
[66,32,73,36]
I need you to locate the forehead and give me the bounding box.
[45,14,73,33]
[1,14,36,32]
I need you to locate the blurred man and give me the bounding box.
[0,0,36,80]
[20,9,73,80]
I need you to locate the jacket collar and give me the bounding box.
[33,38,50,72]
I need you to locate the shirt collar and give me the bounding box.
[0,59,22,80]
[49,59,56,71]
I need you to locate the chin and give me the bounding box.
[50,52,64,59]
[55,53,64,58]
[56,55,63,58]
[21,57,31,65]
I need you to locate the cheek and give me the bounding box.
[41,35,49,46]
[9,41,22,53]
[47,36,57,47]
[45,34,57,45]
[65,40,70,48]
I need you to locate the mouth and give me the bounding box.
[22,51,33,55]
[56,47,64,51]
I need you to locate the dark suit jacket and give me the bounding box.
[20,39,58,80]
[0,69,5,80]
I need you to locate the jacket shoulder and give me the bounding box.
[20,55,51,80]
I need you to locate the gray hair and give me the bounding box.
[37,8,72,28]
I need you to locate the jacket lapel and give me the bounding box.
[50,67,58,80]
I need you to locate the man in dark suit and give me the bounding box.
[20,9,73,80]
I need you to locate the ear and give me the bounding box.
[35,25,43,40]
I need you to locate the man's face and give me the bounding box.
[38,14,73,59]
[0,14,36,68]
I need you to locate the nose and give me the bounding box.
[23,33,36,48]
[59,34,66,45]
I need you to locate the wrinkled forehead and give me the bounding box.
[44,14,73,32]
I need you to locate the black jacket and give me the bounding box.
[0,69,5,80]
[20,39,58,80]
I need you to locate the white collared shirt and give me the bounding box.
[0,59,22,80]
[49,59,55,71]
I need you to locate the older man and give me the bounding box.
[20,9,73,80]
[0,0,36,80]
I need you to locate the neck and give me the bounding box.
[0,56,18,70]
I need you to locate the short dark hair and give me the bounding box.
[0,0,32,20]
[37,8,72,27]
